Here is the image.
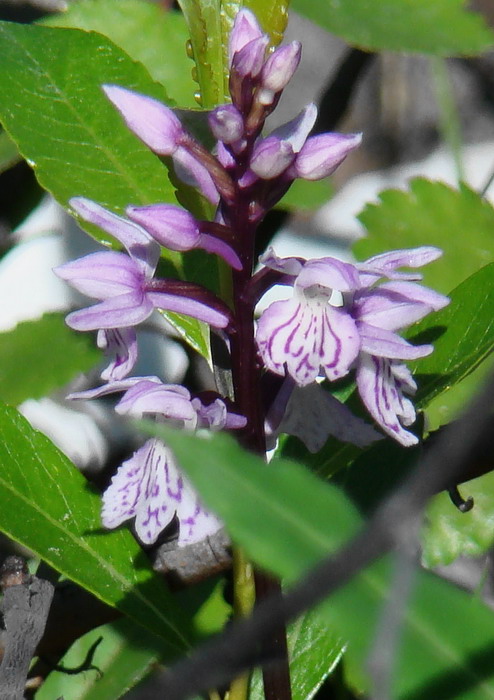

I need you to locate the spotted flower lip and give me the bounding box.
[98,328,137,381]
[102,438,222,546]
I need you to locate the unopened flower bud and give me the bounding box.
[294,132,362,180]
[261,41,302,93]
[229,8,264,66]
[250,136,295,179]
[232,35,269,79]
[209,105,244,144]
[103,85,184,156]
[127,204,200,251]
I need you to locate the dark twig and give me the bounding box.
[0,560,54,700]
[158,369,494,698]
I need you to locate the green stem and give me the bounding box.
[430,56,464,183]
[225,548,256,700]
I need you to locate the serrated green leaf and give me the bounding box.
[422,471,494,568]
[146,425,494,699]
[36,618,164,700]
[0,314,100,405]
[292,0,494,56]
[354,179,494,294]
[43,1,197,108]
[177,0,288,108]
[0,20,210,359]
[250,609,344,700]
[0,404,191,652]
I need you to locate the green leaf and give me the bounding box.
[354,179,494,294]
[409,263,494,408]
[422,471,494,568]
[177,0,288,108]
[36,618,164,700]
[292,0,494,56]
[0,20,210,359]
[250,609,344,700]
[277,177,334,212]
[0,129,20,175]
[149,426,494,699]
[43,1,198,108]
[0,404,191,652]
[0,314,100,405]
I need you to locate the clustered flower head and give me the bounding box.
[56,8,449,546]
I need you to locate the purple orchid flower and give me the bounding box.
[256,246,449,446]
[98,328,138,381]
[102,438,222,546]
[256,248,361,386]
[71,376,245,544]
[54,197,232,332]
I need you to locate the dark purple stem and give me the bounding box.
[223,143,292,700]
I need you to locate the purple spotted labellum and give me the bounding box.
[102,438,222,546]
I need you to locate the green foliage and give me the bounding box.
[278,177,333,212]
[43,1,198,108]
[410,263,494,407]
[0,314,100,405]
[147,425,494,698]
[292,0,494,56]
[250,610,344,699]
[422,471,494,568]
[0,20,210,359]
[36,618,164,700]
[354,179,494,295]
[0,129,20,175]
[0,404,192,652]
[177,0,288,107]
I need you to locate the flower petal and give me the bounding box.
[65,290,153,331]
[356,355,418,446]
[229,8,264,65]
[293,132,362,180]
[103,85,184,156]
[69,197,160,277]
[296,257,361,293]
[270,104,318,153]
[279,383,381,452]
[146,290,230,328]
[115,381,196,425]
[54,251,143,300]
[127,204,200,251]
[358,322,433,360]
[257,296,360,385]
[98,328,138,381]
[172,146,220,205]
[357,246,443,285]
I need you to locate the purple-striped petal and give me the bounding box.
[259,247,304,277]
[102,439,221,546]
[357,322,433,360]
[356,355,418,446]
[256,296,360,385]
[98,328,138,381]
[65,290,153,331]
[103,85,184,156]
[55,251,143,300]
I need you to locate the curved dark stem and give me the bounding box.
[314,48,375,134]
[448,485,474,513]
